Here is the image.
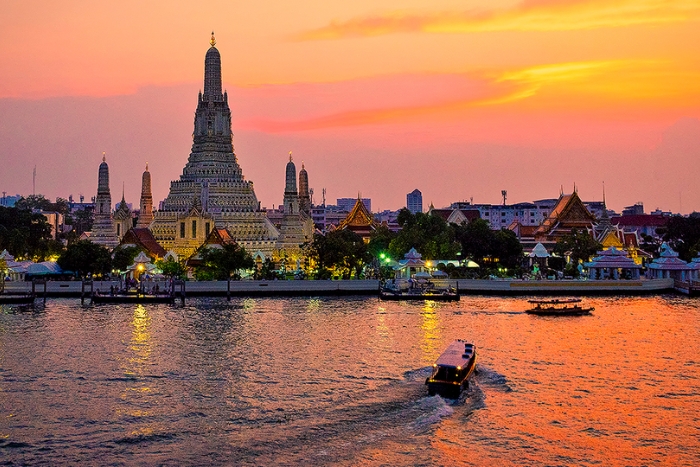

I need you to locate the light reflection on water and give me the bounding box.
[0,296,698,466]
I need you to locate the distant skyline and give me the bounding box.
[1,1,699,213]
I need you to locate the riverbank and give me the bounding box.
[0,278,679,298]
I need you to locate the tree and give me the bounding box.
[198,243,254,281]
[15,195,53,212]
[554,229,601,267]
[0,206,57,260]
[112,246,143,272]
[492,229,524,270]
[57,240,112,277]
[454,219,495,263]
[658,215,700,261]
[305,230,370,279]
[155,257,186,279]
[389,210,460,260]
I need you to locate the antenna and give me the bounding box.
[501,190,507,206]
[322,188,326,207]
[33,166,36,196]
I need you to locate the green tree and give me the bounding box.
[57,240,112,277]
[198,243,255,280]
[367,225,395,259]
[155,257,187,279]
[112,246,143,272]
[492,229,524,270]
[554,229,601,267]
[454,219,495,263]
[15,194,53,211]
[658,215,700,261]
[389,209,460,260]
[0,206,57,260]
[305,230,370,279]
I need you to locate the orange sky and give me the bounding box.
[1,0,699,212]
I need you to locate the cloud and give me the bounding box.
[294,0,700,40]
[240,60,625,132]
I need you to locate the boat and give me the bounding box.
[425,340,477,398]
[380,279,459,301]
[526,298,594,316]
[379,289,459,301]
[0,293,36,305]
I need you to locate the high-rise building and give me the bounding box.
[407,189,422,214]
[337,198,371,213]
[90,153,118,249]
[136,163,154,228]
[150,33,278,259]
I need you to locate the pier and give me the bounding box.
[0,278,679,300]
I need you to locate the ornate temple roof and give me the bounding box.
[119,228,166,258]
[337,197,379,235]
[584,246,641,269]
[647,243,689,270]
[534,192,597,242]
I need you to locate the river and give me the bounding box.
[1,296,698,466]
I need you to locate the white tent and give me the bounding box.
[529,243,550,258]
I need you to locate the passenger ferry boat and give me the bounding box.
[380,279,459,301]
[526,298,594,316]
[426,340,477,398]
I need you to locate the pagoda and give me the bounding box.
[150,33,278,258]
[90,153,118,249]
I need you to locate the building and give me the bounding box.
[337,197,371,213]
[533,191,597,246]
[149,33,278,258]
[335,197,380,242]
[0,194,21,207]
[428,206,480,225]
[275,154,314,257]
[89,153,118,249]
[136,163,154,228]
[450,199,556,230]
[407,189,422,214]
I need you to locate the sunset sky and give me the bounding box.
[1,0,699,213]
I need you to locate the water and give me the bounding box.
[1,296,698,466]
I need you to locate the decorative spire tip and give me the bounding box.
[210,31,216,47]
[102,151,106,162]
[289,151,293,162]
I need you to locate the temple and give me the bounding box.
[150,33,278,258]
[90,153,118,249]
[136,163,154,228]
[533,191,597,246]
[335,196,380,242]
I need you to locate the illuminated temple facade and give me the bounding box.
[150,33,278,259]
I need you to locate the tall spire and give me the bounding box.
[203,32,222,98]
[299,161,310,215]
[91,153,118,248]
[137,162,154,228]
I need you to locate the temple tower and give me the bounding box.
[90,153,118,249]
[277,153,314,257]
[136,163,154,228]
[283,153,299,216]
[299,162,310,215]
[113,186,132,240]
[150,33,278,257]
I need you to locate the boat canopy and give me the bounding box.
[435,340,476,368]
